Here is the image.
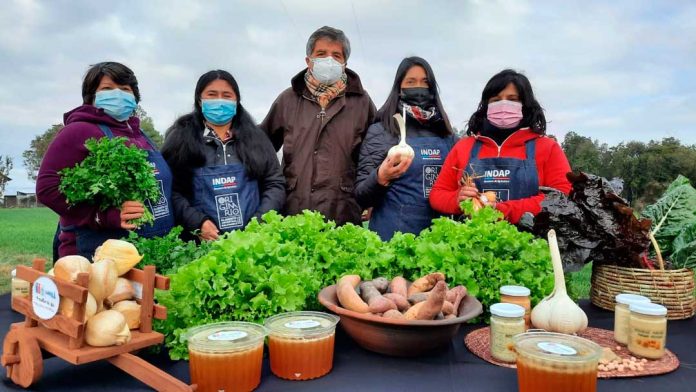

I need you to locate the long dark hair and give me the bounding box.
[376,57,453,137]
[162,70,271,179]
[466,69,545,135]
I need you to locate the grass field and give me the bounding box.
[0,208,593,298]
[0,208,57,294]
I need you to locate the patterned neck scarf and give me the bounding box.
[398,101,442,125]
[304,71,348,110]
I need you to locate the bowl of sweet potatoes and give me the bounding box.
[317,273,483,357]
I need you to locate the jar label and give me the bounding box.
[32,277,60,320]
[207,330,248,341]
[284,319,321,329]
[537,341,577,356]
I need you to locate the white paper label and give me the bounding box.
[537,341,578,356]
[130,280,143,300]
[284,319,321,329]
[32,277,60,320]
[208,330,248,341]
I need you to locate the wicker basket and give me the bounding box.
[591,264,695,320]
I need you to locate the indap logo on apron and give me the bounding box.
[482,169,512,202]
[420,148,442,161]
[212,176,238,190]
[422,165,442,198]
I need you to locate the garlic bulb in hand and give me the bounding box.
[530,230,588,334]
[387,112,415,164]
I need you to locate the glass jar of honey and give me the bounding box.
[500,285,531,329]
[185,321,267,392]
[490,303,526,363]
[628,302,667,359]
[513,331,602,392]
[613,293,650,345]
[264,311,339,381]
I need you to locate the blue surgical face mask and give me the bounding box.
[201,99,237,125]
[94,89,137,122]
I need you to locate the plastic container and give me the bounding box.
[500,285,531,329]
[628,302,668,359]
[10,269,30,300]
[265,311,339,380]
[613,293,651,344]
[489,303,526,362]
[185,321,268,392]
[514,331,602,392]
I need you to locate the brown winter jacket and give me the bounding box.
[260,68,376,225]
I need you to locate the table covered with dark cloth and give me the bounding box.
[1,294,694,391]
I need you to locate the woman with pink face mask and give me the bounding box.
[429,69,572,224]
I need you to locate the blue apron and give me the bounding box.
[465,138,539,202]
[190,161,260,233]
[369,135,454,241]
[61,124,175,259]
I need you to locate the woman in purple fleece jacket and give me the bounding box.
[37,62,175,259]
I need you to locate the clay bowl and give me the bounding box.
[318,285,483,357]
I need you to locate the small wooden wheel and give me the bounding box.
[2,328,43,388]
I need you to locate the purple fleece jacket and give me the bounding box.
[36,105,152,257]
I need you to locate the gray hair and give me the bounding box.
[306,26,351,61]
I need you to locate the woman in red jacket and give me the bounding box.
[429,69,571,224]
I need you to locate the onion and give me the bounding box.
[93,239,143,276]
[85,310,131,347]
[58,292,97,322]
[111,300,141,329]
[54,255,91,283]
[105,278,135,307]
[89,259,118,305]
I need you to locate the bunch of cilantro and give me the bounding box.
[128,226,212,275]
[59,137,161,226]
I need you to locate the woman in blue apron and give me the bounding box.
[429,69,572,224]
[37,62,175,260]
[161,70,285,241]
[355,57,456,241]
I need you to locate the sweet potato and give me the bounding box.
[445,314,456,320]
[442,301,455,316]
[337,275,370,313]
[388,276,408,297]
[404,281,447,320]
[359,282,397,313]
[383,293,410,311]
[407,272,445,296]
[383,309,405,319]
[407,292,429,304]
[446,285,468,317]
[371,277,389,293]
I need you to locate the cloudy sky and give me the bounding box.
[1,0,695,194]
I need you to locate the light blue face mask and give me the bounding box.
[94,89,137,122]
[201,99,237,125]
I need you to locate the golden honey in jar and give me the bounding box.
[185,321,267,392]
[264,311,339,380]
[500,285,531,329]
[490,303,526,363]
[628,302,667,359]
[513,332,602,392]
[613,293,650,345]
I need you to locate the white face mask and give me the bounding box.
[311,56,344,84]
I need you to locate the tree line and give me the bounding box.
[561,132,696,209]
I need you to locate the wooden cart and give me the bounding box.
[1,258,195,391]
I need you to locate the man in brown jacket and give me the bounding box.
[260,26,376,225]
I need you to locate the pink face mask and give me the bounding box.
[487,100,523,129]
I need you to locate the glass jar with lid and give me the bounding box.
[500,285,531,329]
[490,302,526,362]
[613,293,650,344]
[628,302,667,359]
